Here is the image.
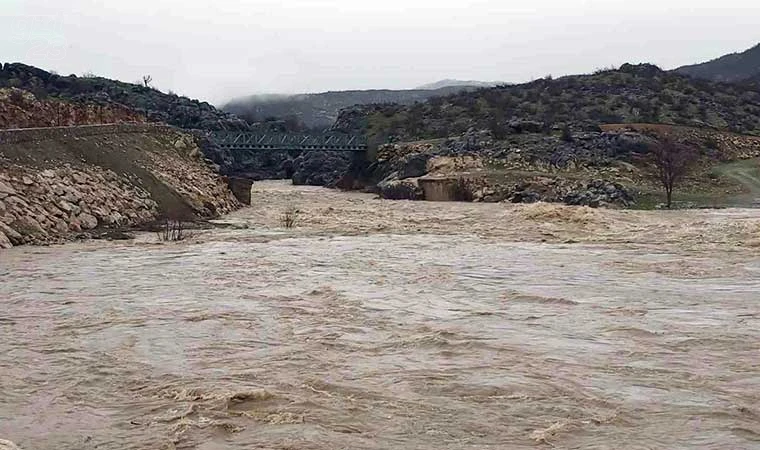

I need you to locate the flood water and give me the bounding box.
[1,181,760,449]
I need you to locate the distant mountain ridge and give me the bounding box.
[674,43,760,83]
[222,84,490,129]
[415,79,503,90]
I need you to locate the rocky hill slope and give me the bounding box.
[357,124,760,209]
[0,124,240,249]
[675,43,760,83]
[327,62,760,208]
[0,87,145,129]
[222,85,490,129]
[335,63,760,147]
[0,63,249,131]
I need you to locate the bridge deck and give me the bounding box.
[208,132,367,152]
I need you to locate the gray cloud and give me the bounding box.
[3,0,758,104]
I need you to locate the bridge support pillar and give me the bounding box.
[224,176,254,205]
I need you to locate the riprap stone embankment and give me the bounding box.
[0,124,241,248]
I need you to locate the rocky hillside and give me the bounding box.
[675,43,760,83]
[0,124,240,249]
[0,63,249,131]
[335,64,760,147]
[222,85,490,129]
[0,88,145,129]
[360,124,760,208]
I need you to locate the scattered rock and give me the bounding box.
[0,438,21,450]
[11,216,45,236]
[57,200,73,213]
[0,181,16,197]
[77,213,98,230]
[62,189,82,204]
[0,231,12,249]
[508,119,544,134]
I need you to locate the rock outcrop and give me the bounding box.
[0,63,249,131]
[465,177,635,207]
[291,151,352,187]
[0,124,241,248]
[0,87,145,129]
[377,178,424,200]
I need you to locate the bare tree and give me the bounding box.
[142,75,153,88]
[54,102,64,126]
[649,133,698,209]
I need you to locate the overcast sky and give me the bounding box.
[3,0,759,104]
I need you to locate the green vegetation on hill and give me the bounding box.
[675,43,760,83]
[222,85,491,130]
[0,63,249,130]
[336,64,760,146]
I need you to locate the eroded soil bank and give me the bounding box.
[1,181,759,449]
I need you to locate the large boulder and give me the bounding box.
[0,181,16,198]
[0,222,23,245]
[11,216,45,237]
[508,119,544,134]
[397,153,431,179]
[77,213,98,230]
[0,231,11,249]
[377,178,423,200]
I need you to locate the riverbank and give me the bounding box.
[212,181,760,253]
[0,124,241,248]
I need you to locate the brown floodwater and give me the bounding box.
[1,181,760,450]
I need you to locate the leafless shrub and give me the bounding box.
[156,219,193,241]
[142,75,153,88]
[280,206,298,228]
[647,133,699,208]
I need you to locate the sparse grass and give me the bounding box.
[156,219,193,241]
[280,206,299,228]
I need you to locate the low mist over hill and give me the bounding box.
[415,79,503,90]
[675,43,760,83]
[221,84,490,130]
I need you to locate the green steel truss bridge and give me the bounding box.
[208,131,367,152]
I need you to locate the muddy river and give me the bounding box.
[1,181,759,449]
